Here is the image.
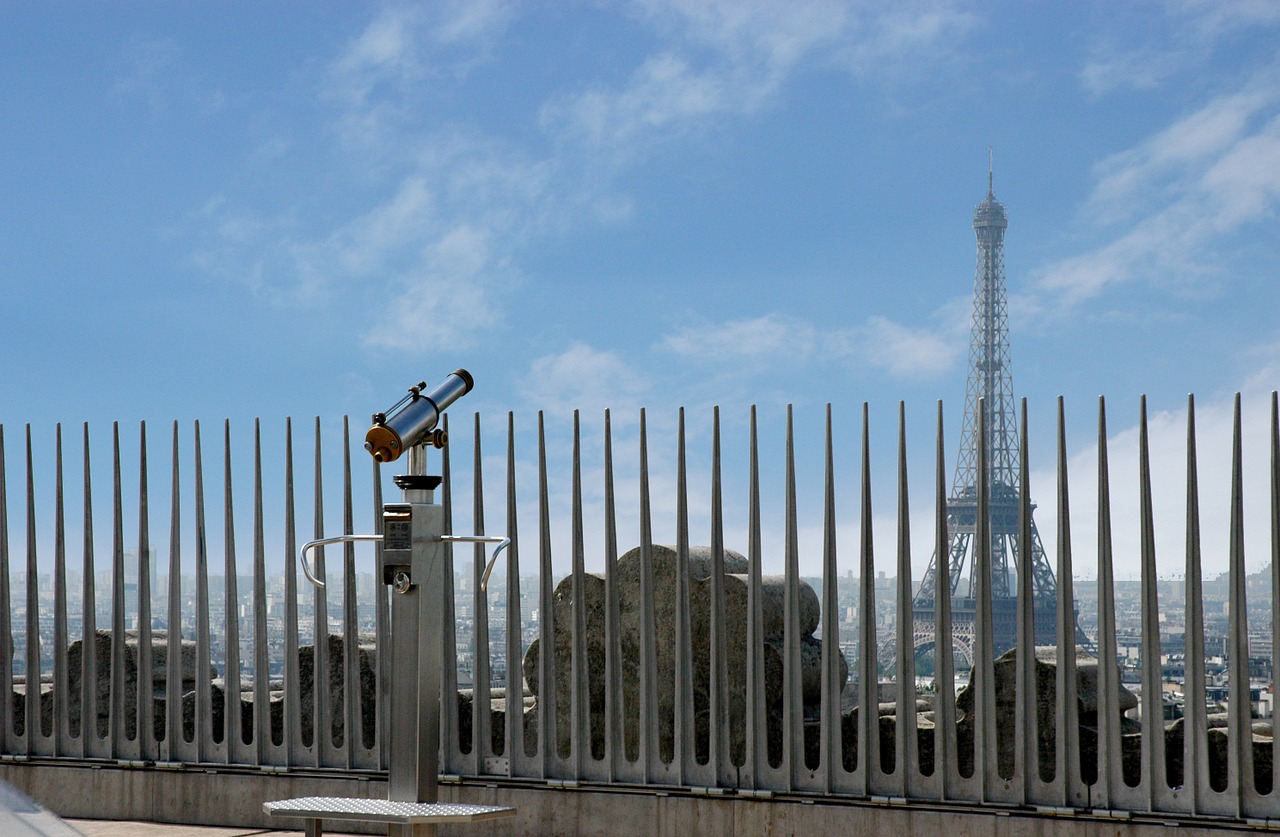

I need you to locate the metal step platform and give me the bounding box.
[264,796,515,835]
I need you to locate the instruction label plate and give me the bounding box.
[384,519,412,551]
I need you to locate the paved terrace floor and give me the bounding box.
[68,822,363,837]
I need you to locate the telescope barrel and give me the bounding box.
[365,369,474,462]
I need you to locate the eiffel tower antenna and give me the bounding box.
[910,154,1059,662]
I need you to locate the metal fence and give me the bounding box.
[1,393,1278,823]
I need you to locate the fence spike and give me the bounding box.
[224,420,244,764]
[252,419,273,764]
[1184,394,1209,812]
[710,406,731,785]
[1227,394,1251,812]
[504,412,528,770]
[535,413,555,773]
[784,405,803,790]
[602,409,626,781]
[193,421,217,761]
[472,412,492,774]
[1138,397,1164,809]
[823,405,844,790]
[79,424,100,757]
[571,410,590,777]
[934,401,957,799]
[857,403,880,794]
[137,423,155,760]
[1054,398,1081,806]
[110,423,128,757]
[53,425,69,754]
[675,408,696,782]
[166,421,185,759]
[1095,397,1121,807]
[895,402,917,794]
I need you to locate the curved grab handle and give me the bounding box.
[300,534,384,589]
[438,535,511,592]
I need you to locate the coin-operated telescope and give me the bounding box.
[266,369,515,836]
[364,369,473,462]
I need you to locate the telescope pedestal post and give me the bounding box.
[385,487,445,837]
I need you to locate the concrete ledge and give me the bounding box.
[2,761,1271,837]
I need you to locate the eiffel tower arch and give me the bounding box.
[907,157,1059,667]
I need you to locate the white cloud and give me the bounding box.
[842,315,961,378]
[542,0,973,154]
[659,311,963,380]
[363,224,505,353]
[1174,0,1280,38]
[327,4,516,153]
[1080,46,1183,97]
[521,344,651,419]
[1080,1,1280,98]
[1035,76,1280,307]
[660,314,818,362]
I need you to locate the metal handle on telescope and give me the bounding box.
[438,535,511,592]
[300,534,385,589]
[300,532,509,591]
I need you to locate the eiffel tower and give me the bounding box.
[911,156,1057,665]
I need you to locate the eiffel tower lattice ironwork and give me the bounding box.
[911,159,1058,665]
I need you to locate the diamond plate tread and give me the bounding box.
[263,797,515,824]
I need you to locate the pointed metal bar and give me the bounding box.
[1095,397,1121,809]
[80,425,104,757]
[311,417,333,765]
[282,419,306,764]
[1138,397,1164,811]
[709,406,732,787]
[53,426,70,755]
[1183,395,1210,815]
[110,423,130,757]
[504,412,529,772]
[973,400,997,800]
[895,402,919,796]
[783,405,804,791]
[822,405,844,792]
[165,422,188,760]
[224,420,245,764]
[934,402,959,801]
[535,412,556,774]
[251,420,275,764]
[1054,398,1082,808]
[637,409,660,782]
[857,403,881,795]
[24,426,42,754]
[193,421,219,762]
[472,413,493,774]
[1014,399,1035,801]
[137,423,155,762]
[602,409,630,782]
[674,407,697,784]
[570,411,591,778]
[744,407,779,787]
[1226,394,1252,815]
[339,417,364,767]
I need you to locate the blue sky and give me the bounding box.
[1,1,1278,582]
